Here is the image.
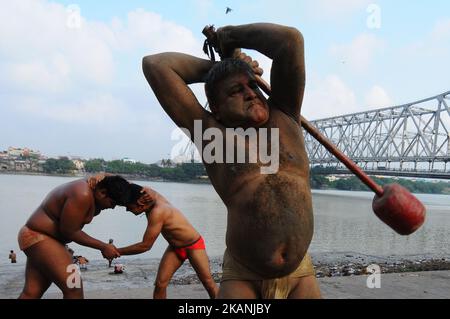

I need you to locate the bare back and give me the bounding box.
[25,179,95,242]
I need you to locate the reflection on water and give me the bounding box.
[0,174,448,265]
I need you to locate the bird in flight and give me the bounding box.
[226,7,232,14]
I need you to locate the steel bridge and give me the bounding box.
[305,91,450,179]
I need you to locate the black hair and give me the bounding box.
[96,175,132,206]
[128,183,144,204]
[205,58,256,108]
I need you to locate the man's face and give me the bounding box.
[126,203,145,215]
[213,73,269,128]
[94,189,117,211]
[126,197,152,216]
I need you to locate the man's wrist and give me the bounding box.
[217,26,239,57]
[99,242,108,251]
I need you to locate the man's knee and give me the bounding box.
[154,278,170,290]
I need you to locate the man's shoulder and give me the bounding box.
[149,202,166,215]
[65,179,93,200]
[148,202,173,219]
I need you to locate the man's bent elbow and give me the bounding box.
[142,55,159,75]
[284,27,304,49]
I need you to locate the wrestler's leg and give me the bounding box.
[153,245,184,299]
[21,238,84,299]
[187,249,218,298]
[19,258,51,299]
[218,280,260,299]
[287,275,321,299]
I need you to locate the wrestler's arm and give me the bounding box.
[142,52,215,135]
[117,209,164,255]
[217,23,305,121]
[59,186,119,259]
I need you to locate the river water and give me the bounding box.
[0,174,448,265]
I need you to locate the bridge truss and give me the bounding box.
[305,91,450,178]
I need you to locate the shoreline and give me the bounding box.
[1,253,449,299]
[0,171,210,185]
[2,171,449,194]
[169,253,450,285]
[43,270,448,299]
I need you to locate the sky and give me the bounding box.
[1,0,449,163]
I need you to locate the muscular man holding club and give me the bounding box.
[142,23,321,298]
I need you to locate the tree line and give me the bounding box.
[310,166,450,195]
[84,159,207,182]
[41,158,449,194]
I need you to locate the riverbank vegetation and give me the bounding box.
[7,158,450,194]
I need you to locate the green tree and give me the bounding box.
[42,158,76,174]
[84,159,106,173]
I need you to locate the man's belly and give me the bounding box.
[26,208,66,242]
[225,173,314,278]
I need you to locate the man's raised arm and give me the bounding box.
[142,53,215,134]
[216,23,305,122]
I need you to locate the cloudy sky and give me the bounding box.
[1,0,449,163]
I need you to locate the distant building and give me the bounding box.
[123,158,137,164]
[7,147,23,157]
[14,160,29,171]
[72,159,85,171]
[0,159,10,170]
[325,175,339,182]
[7,147,41,158]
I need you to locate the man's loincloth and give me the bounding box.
[172,236,206,261]
[221,248,315,299]
[17,225,52,251]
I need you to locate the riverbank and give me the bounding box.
[2,171,449,194]
[39,271,449,299]
[0,171,210,185]
[1,252,449,299]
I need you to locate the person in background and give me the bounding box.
[108,239,114,267]
[9,250,17,263]
[76,256,89,270]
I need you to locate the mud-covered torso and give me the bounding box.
[204,109,314,278]
[25,180,95,242]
